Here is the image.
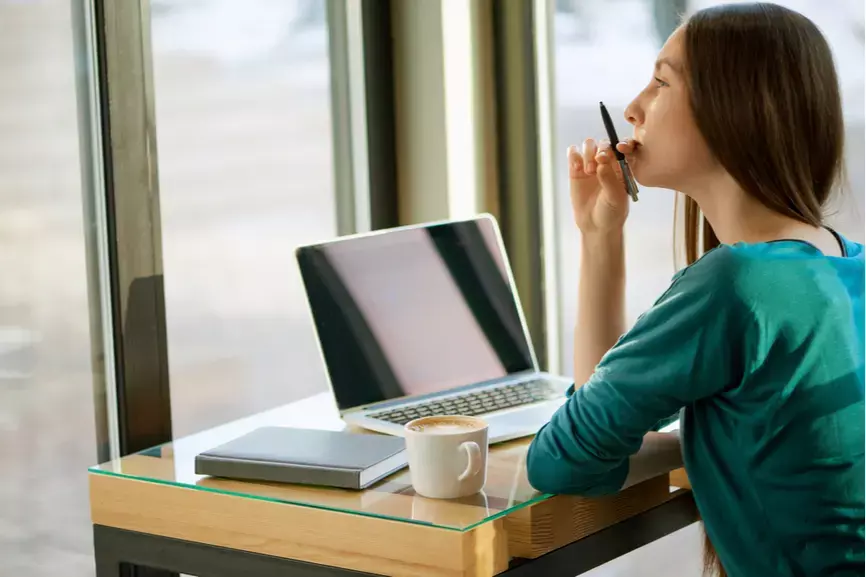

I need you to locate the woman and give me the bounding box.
[525,3,864,576]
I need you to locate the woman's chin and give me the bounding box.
[632,165,672,191]
[632,166,655,189]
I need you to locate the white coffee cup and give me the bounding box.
[404,415,488,499]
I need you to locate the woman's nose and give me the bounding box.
[624,97,642,127]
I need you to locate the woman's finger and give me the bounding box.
[616,138,638,156]
[597,140,624,183]
[596,151,629,210]
[596,140,623,179]
[595,139,613,165]
[582,138,598,175]
[567,145,583,180]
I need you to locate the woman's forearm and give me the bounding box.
[573,231,627,386]
[623,431,684,488]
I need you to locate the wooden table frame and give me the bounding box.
[89,394,698,576]
[93,491,697,577]
[91,469,697,577]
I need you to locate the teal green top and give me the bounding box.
[526,235,865,576]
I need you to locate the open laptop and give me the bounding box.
[295,214,571,444]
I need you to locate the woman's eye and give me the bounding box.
[654,77,669,88]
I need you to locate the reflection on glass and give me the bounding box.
[0,1,96,575]
[553,0,865,376]
[150,0,337,436]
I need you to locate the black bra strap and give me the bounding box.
[824,226,848,257]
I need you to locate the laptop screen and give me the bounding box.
[296,216,536,411]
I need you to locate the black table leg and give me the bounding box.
[92,525,380,577]
[93,548,121,577]
[94,526,178,577]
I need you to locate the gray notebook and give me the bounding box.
[195,427,407,490]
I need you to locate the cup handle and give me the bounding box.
[457,441,482,482]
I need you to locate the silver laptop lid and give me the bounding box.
[296,215,538,412]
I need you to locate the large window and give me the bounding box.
[149,0,338,436]
[0,1,96,575]
[551,0,865,375]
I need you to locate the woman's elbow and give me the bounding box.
[525,443,565,494]
[525,438,628,497]
[525,438,590,495]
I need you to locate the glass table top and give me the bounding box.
[89,392,552,532]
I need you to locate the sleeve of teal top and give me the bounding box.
[526,247,746,496]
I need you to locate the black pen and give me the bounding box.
[599,101,639,202]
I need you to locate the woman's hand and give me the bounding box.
[568,138,638,235]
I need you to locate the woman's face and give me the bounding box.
[624,27,718,190]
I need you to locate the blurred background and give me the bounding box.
[0,0,862,575]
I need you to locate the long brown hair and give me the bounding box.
[676,3,845,266]
[673,4,845,575]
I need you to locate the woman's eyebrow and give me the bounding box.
[654,58,682,75]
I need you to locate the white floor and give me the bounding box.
[581,522,704,577]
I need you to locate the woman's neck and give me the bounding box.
[684,172,835,248]
[684,172,840,255]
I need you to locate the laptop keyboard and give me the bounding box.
[368,379,561,426]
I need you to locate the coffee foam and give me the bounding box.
[406,417,485,434]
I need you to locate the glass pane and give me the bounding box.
[89,393,554,531]
[552,0,865,375]
[0,1,96,576]
[150,0,337,436]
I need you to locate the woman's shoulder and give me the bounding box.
[667,237,863,315]
[640,246,751,328]
[667,244,757,300]
[681,234,863,279]
[839,234,864,258]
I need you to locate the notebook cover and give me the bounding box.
[194,427,407,490]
